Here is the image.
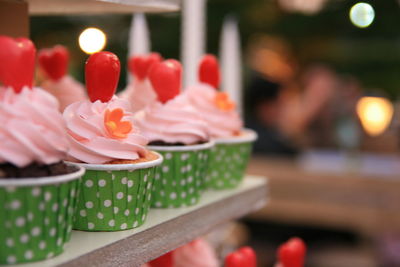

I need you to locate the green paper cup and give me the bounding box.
[148,141,214,208]
[0,166,85,264]
[206,129,257,189]
[68,152,163,232]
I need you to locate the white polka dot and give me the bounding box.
[120,223,127,230]
[116,192,124,199]
[38,202,45,211]
[108,219,115,227]
[181,153,189,160]
[47,252,54,259]
[44,217,50,225]
[189,187,194,194]
[88,223,95,230]
[80,209,87,217]
[162,166,169,173]
[24,250,33,260]
[44,192,52,201]
[186,164,192,171]
[10,200,21,210]
[52,203,59,212]
[165,153,172,159]
[114,207,119,214]
[155,202,162,207]
[121,177,128,184]
[111,174,115,180]
[191,198,196,204]
[180,166,186,173]
[147,183,152,190]
[98,179,106,187]
[7,255,16,264]
[39,241,46,250]
[133,221,139,227]
[20,234,29,243]
[160,190,165,196]
[97,212,104,219]
[144,175,148,182]
[39,241,46,249]
[124,209,130,216]
[148,194,152,201]
[155,173,160,179]
[135,207,140,215]
[70,189,76,197]
[16,217,25,227]
[5,186,16,193]
[63,198,68,207]
[27,212,34,222]
[170,192,177,199]
[212,171,218,177]
[58,214,63,223]
[127,195,133,202]
[162,179,167,185]
[104,200,112,207]
[127,180,134,188]
[187,176,193,183]
[181,192,186,198]
[6,238,14,247]
[85,180,93,187]
[57,237,62,246]
[31,227,41,236]
[85,201,93,209]
[49,228,56,237]
[181,180,186,186]
[142,214,146,221]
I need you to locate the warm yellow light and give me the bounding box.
[349,3,375,28]
[356,97,393,136]
[79,27,107,54]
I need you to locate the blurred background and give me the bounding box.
[30,0,400,266]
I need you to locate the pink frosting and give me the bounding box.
[173,239,219,267]
[119,79,157,113]
[63,96,148,164]
[184,84,242,138]
[135,95,209,145]
[41,75,87,111]
[0,87,69,167]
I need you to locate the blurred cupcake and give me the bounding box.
[0,36,84,264]
[38,45,86,111]
[64,51,162,231]
[184,55,257,189]
[174,239,219,267]
[135,59,213,208]
[119,53,161,113]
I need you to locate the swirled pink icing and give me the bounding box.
[41,75,87,111]
[63,96,148,164]
[0,87,69,167]
[173,239,219,267]
[135,95,209,145]
[119,79,157,113]
[184,84,242,138]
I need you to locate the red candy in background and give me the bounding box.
[148,251,174,267]
[0,36,36,93]
[85,51,121,103]
[129,52,162,81]
[225,246,257,267]
[278,237,306,267]
[148,59,182,103]
[38,45,69,81]
[199,54,220,89]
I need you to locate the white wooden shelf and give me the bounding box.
[7,176,268,267]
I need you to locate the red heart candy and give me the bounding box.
[148,59,182,103]
[225,251,248,267]
[0,36,36,93]
[239,246,257,267]
[199,54,220,89]
[128,52,162,81]
[278,237,306,267]
[38,45,69,81]
[85,51,120,103]
[148,251,174,267]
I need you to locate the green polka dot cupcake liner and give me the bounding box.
[0,166,85,265]
[67,153,163,231]
[148,141,214,208]
[206,129,257,189]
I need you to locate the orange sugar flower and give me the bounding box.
[104,108,133,139]
[214,92,235,111]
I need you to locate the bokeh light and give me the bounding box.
[349,3,375,28]
[78,27,107,54]
[356,96,393,136]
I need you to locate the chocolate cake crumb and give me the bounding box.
[0,162,74,179]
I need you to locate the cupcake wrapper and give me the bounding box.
[0,168,84,264]
[206,130,257,189]
[149,143,213,208]
[71,155,162,231]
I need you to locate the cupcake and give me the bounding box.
[64,51,162,231]
[119,53,161,113]
[174,239,219,267]
[135,59,213,208]
[184,54,257,189]
[38,45,86,111]
[0,36,85,264]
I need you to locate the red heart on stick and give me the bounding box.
[0,36,36,93]
[128,52,162,81]
[85,51,120,103]
[278,237,306,267]
[148,251,174,267]
[225,246,257,267]
[148,59,182,103]
[38,45,69,81]
[199,54,220,89]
